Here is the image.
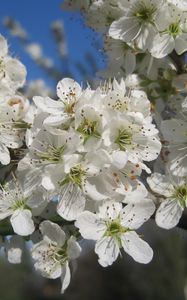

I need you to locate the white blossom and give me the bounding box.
[161,118,187,176]
[0,23,184,294]
[0,105,25,165]
[0,177,46,236]
[0,34,26,92]
[147,172,187,229]
[151,5,187,58]
[76,201,155,266]
[32,220,81,293]
[5,235,24,264]
[109,0,163,51]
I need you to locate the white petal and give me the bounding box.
[27,189,47,216]
[111,150,128,169]
[57,78,82,100]
[121,231,153,264]
[32,242,62,279]
[95,236,119,267]
[161,119,187,143]
[5,58,26,88]
[83,180,108,201]
[61,262,71,294]
[21,168,43,193]
[40,220,66,247]
[85,149,111,176]
[42,175,56,190]
[151,34,175,58]
[0,210,12,220]
[44,114,69,128]
[75,211,106,240]
[0,143,10,165]
[33,96,63,113]
[6,236,23,264]
[167,0,187,10]
[31,240,49,260]
[98,201,123,220]
[155,199,183,229]
[147,173,174,197]
[57,183,85,221]
[10,209,35,236]
[175,34,187,55]
[109,17,141,42]
[123,182,148,203]
[135,24,155,51]
[120,201,155,229]
[67,236,81,260]
[169,149,187,177]
[0,34,8,57]
[139,137,161,162]
[125,51,136,75]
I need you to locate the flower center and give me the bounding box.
[47,243,68,265]
[37,145,65,163]
[13,120,31,129]
[59,165,86,188]
[107,221,123,235]
[165,21,181,38]
[54,247,68,264]
[115,129,132,150]
[69,165,86,187]
[112,99,128,112]
[174,185,187,208]
[134,2,156,23]
[12,198,28,210]
[105,219,129,246]
[61,88,78,115]
[77,118,100,144]
[64,100,76,114]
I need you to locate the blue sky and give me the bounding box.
[0,0,105,87]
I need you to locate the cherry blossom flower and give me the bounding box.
[76,201,155,266]
[148,172,187,229]
[0,177,46,236]
[109,0,163,51]
[0,34,26,92]
[32,220,81,293]
[151,5,187,58]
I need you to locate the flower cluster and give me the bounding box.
[0,0,187,292]
[65,0,187,57]
[18,76,160,269]
[0,34,29,165]
[63,0,187,82]
[0,34,162,292]
[146,95,187,230]
[61,0,187,236]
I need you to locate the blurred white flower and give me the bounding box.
[5,235,24,264]
[161,118,187,176]
[25,43,43,60]
[0,34,26,92]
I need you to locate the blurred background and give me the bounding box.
[1,1,187,299]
